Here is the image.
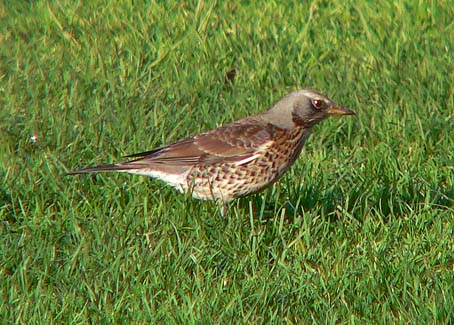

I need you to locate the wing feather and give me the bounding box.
[125,120,275,167]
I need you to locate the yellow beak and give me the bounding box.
[326,105,355,116]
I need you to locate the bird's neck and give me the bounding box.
[291,112,325,129]
[259,110,295,129]
[259,110,325,130]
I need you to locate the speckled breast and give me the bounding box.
[186,127,310,202]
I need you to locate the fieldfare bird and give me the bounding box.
[69,89,354,208]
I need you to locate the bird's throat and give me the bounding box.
[292,112,324,128]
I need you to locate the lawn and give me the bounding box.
[1,1,454,323]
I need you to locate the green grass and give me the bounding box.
[1,0,454,323]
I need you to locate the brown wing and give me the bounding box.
[124,120,275,167]
[68,120,277,175]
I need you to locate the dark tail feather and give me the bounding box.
[124,147,163,159]
[67,163,131,175]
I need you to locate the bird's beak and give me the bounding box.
[326,105,355,116]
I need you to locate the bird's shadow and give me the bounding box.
[229,178,454,224]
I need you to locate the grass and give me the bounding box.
[1,0,454,323]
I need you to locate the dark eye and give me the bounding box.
[312,99,323,109]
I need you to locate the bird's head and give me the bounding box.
[264,89,355,129]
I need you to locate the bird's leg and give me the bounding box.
[286,200,297,215]
[222,202,228,217]
[217,200,228,217]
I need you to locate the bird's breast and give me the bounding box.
[262,127,310,177]
[185,127,310,202]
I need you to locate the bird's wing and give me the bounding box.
[124,121,275,167]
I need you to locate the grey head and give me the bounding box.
[261,89,355,129]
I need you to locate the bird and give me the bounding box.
[69,89,355,211]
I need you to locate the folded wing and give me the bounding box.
[69,120,276,174]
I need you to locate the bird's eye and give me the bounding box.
[312,99,323,109]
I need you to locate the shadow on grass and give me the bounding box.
[232,177,454,223]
